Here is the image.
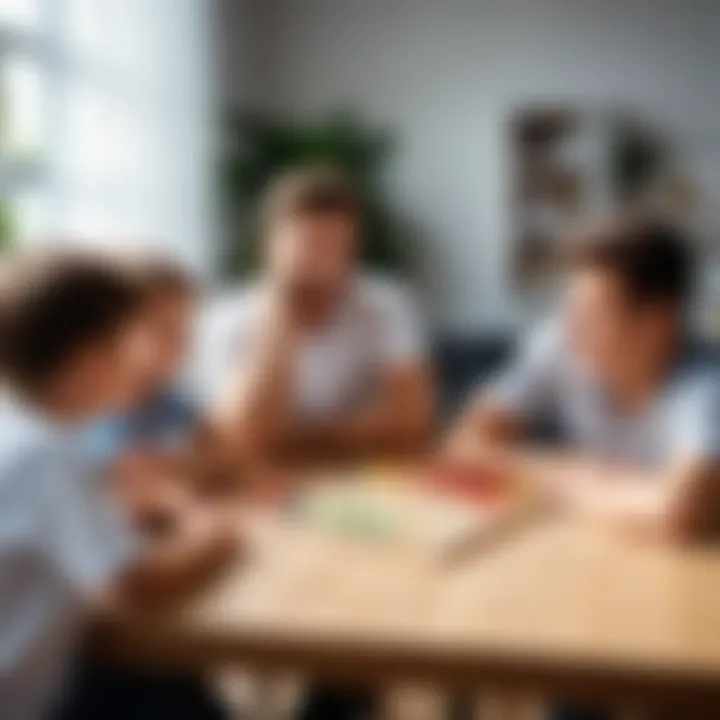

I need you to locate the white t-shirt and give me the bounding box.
[198,275,425,421]
[0,394,136,720]
[483,318,720,468]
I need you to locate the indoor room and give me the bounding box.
[1,0,720,718]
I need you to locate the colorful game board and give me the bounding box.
[287,461,537,559]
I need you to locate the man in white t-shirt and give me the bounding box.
[450,216,720,543]
[206,167,434,462]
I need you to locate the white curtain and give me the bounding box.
[12,0,215,273]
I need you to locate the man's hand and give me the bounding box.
[276,363,435,461]
[211,282,299,461]
[443,399,720,542]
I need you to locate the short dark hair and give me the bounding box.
[566,216,695,307]
[262,166,360,232]
[0,248,142,393]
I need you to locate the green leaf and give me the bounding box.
[0,201,15,253]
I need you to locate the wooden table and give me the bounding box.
[101,483,720,713]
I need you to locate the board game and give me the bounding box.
[285,460,538,560]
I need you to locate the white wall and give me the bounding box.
[214,0,257,108]
[219,0,720,333]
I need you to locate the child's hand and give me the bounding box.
[116,449,162,481]
[116,497,243,610]
[176,501,243,575]
[114,449,192,524]
[132,481,194,540]
[114,450,164,501]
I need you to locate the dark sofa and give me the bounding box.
[432,334,512,418]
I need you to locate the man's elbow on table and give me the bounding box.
[661,463,720,544]
[391,366,436,451]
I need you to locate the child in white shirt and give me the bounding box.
[0,249,236,720]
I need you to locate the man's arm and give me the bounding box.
[278,362,435,461]
[447,399,720,542]
[497,443,718,541]
[570,457,719,542]
[211,301,296,461]
[446,398,523,456]
[279,281,434,461]
[215,353,434,465]
[445,318,714,541]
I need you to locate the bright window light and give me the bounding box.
[1,55,44,163]
[0,0,41,31]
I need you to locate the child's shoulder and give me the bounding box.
[0,396,68,501]
[0,395,60,456]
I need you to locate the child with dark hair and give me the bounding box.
[0,248,235,719]
[84,257,198,453]
[85,256,239,519]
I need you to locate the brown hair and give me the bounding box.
[0,248,142,393]
[129,256,197,304]
[261,166,360,233]
[565,215,695,307]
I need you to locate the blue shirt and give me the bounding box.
[83,389,198,465]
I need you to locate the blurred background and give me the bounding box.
[2,0,720,350]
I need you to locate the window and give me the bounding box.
[0,0,46,247]
[0,0,213,270]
